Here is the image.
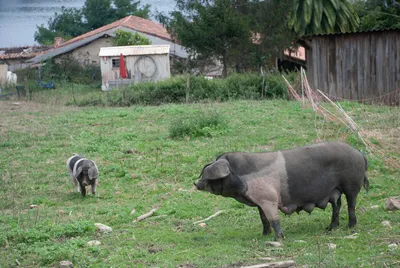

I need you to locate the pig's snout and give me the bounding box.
[194,180,206,190]
[194,182,199,190]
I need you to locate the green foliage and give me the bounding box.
[159,0,296,75]
[353,0,400,31]
[289,0,360,35]
[34,7,86,45]
[169,111,227,139]
[164,0,251,77]
[41,56,101,85]
[72,73,291,107]
[35,0,151,45]
[112,29,152,46]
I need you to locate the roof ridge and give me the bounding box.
[122,15,132,24]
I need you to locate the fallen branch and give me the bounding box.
[240,260,295,268]
[133,208,158,223]
[193,210,224,225]
[147,215,168,220]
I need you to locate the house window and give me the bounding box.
[112,59,120,68]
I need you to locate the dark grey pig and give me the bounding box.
[194,141,369,239]
[67,154,99,197]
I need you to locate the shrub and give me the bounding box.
[73,71,296,107]
[112,29,151,46]
[41,56,101,85]
[169,110,228,139]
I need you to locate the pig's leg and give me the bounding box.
[73,177,80,192]
[257,206,271,235]
[246,180,282,239]
[345,193,358,228]
[259,202,284,240]
[327,195,342,230]
[79,180,86,197]
[91,180,97,195]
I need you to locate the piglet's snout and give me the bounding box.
[193,182,199,190]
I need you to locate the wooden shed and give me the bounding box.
[304,29,400,105]
[99,45,170,90]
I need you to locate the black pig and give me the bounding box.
[194,141,369,239]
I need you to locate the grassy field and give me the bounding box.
[0,99,399,267]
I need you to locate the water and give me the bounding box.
[0,0,174,48]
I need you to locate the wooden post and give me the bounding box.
[301,67,304,105]
[186,72,190,103]
[122,80,126,104]
[260,67,265,100]
[24,77,29,101]
[71,82,76,103]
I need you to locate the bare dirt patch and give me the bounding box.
[0,101,77,114]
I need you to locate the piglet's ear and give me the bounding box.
[88,162,98,180]
[203,159,230,180]
[74,166,83,178]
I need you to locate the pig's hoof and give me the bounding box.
[262,230,271,236]
[275,232,284,241]
[348,221,357,228]
[326,223,339,231]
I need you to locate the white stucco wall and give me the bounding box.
[71,37,113,65]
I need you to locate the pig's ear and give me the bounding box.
[74,166,83,178]
[88,162,98,180]
[203,159,230,180]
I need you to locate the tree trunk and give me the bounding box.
[222,51,228,78]
[186,72,190,103]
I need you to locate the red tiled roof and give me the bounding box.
[284,46,306,61]
[0,46,52,60]
[59,15,172,48]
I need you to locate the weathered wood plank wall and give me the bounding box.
[306,30,400,105]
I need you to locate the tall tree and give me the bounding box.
[165,0,251,77]
[34,7,86,45]
[288,0,360,36]
[35,0,151,45]
[82,0,115,30]
[159,0,295,75]
[353,0,400,30]
[114,0,151,18]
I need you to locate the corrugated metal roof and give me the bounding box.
[99,45,170,57]
[304,27,400,37]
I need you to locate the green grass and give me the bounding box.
[0,99,399,267]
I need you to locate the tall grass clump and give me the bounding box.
[169,110,228,139]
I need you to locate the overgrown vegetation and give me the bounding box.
[169,110,227,139]
[0,100,398,267]
[112,29,152,46]
[13,57,101,92]
[66,72,294,107]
